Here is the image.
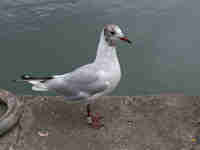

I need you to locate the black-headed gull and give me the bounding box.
[15,24,132,128]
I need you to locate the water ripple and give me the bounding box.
[0,0,80,36]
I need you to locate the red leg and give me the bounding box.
[86,104,104,129]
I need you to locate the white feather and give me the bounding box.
[27,80,48,91]
[32,86,48,91]
[28,80,42,85]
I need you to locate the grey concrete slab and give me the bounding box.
[1,95,200,150]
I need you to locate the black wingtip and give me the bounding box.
[20,74,54,81]
[12,74,34,83]
[21,74,31,80]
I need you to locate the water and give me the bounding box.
[0,0,200,96]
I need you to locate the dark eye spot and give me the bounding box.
[110,31,115,35]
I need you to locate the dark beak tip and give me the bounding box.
[120,37,132,44]
[127,40,132,44]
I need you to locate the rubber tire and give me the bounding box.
[0,90,22,136]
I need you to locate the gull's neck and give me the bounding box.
[94,29,119,64]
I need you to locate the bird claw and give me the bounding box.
[86,112,104,129]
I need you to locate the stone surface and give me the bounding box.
[1,95,200,150]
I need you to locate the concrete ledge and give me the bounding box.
[1,94,200,149]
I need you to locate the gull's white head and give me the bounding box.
[103,24,132,46]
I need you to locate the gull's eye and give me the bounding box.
[110,31,115,35]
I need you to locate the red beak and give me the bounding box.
[120,37,132,44]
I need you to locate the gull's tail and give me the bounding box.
[13,74,54,91]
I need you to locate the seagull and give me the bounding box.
[14,24,132,128]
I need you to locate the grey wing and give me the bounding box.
[65,66,108,95]
[46,65,108,99]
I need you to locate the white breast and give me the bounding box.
[98,67,121,92]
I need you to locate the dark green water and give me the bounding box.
[0,0,200,96]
